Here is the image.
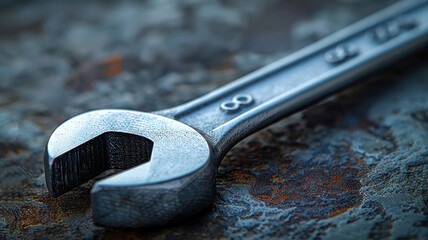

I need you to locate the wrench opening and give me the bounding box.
[45,132,154,197]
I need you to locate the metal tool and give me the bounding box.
[44,0,428,228]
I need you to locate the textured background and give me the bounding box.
[0,0,427,239]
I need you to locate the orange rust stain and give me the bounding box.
[68,54,126,91]
[0,197,75,235]
[101,54,123,77]
[1,186,92,234]
[230,171,256,184]
[251,160,362,221]
[272,174,285,184]
[245,213,262,220]
[1,205,47,232]
[221,137,365,222]
[326,206,351,218]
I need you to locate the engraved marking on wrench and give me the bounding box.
[220,94,254,113]
[324,44,359,64]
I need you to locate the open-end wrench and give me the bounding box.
[44,0,428,228]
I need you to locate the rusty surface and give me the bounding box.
[0,0,427,239]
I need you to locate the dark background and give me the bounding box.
[1,0,427,239]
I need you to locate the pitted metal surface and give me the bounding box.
[1,0,427,239]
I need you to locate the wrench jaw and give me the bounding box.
[91,157,217,228]
[45,134,106,197]
[44,132,154,197]
[44,109,215,227]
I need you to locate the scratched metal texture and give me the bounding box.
[0,0,427,239]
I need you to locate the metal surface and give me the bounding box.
[42,0,428,228]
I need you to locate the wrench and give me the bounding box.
[44,0,428,228]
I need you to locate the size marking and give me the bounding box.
[324,44,359,64]
[370,18,418,43]
[372,21,400,42]
[220,94,254,113]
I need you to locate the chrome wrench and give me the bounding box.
[44,0,428,228]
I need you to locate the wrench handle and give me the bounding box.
[158,0,428,158]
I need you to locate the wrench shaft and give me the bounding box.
[159,0,428,157]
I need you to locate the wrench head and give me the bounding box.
[44,109,215,228]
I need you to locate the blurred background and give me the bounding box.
[0,0,397,113]
[2,0,428,239]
